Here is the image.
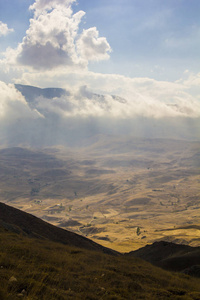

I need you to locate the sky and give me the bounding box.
[0,0,200,145]
[1,0,200,81]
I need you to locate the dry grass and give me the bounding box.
[1,226,200,299]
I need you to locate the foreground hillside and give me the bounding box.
[0,202,116,255]
[1,203,200,299]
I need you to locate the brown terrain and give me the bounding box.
[0,136,199,252]
[1,201,200,299]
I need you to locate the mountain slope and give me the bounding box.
[0,203,200,299]
[0,202,116,255]
[15,84,67,104]
[127,241,200,276]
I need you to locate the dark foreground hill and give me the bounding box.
[1,203,200,299]
[0,202,116,255]
[127,241,200,277]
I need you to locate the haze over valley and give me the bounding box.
[0,92,199,252]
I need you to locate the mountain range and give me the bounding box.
[4,84,197,147]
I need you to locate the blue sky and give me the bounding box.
[0,0,200,144]
[76,0,200,80]
[0,0,200,81]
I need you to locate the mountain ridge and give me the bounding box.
[0,202,117,255]
[127,241,200,277]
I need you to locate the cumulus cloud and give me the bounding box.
[77,27,112,61]
[0,21,14,37]
[29,0,76,15]
[16,7,85,70]
[2,0,111,71]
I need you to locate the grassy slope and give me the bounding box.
[1,226,200,300]
[0,202,116,255]
[127,241,200,274]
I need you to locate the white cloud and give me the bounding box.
[16,7,86,70]
[0,79,199,147]
[77,27,112,61]
[176,72,200,100]
[2,0,111,71]
[0,21,14,37]
[13,72,200,120]
[9,66,200,119]
[29,0,76,15]
[180,72,200,87]
[0,81,42,122]
[0,81,43,146]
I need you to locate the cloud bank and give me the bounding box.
[0,81,199,147]
[33,84,200,119]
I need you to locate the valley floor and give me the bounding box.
[0,138,199,252]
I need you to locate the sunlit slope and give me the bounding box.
[0,202,116,255]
